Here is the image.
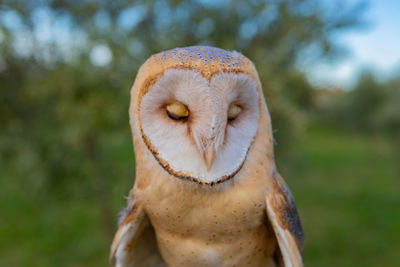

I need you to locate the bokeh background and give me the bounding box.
[1,0,399,266]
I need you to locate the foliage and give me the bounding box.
[374,75,400,137]
[317,70,400,172]
[321,69,400,134]
[323,71,385,131]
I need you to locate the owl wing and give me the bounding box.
[265,171,304,267]
[110,194,166,267]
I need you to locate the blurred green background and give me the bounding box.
[1,0,399,266]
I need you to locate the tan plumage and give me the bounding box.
[111,46,304,267]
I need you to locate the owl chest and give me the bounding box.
[140,182,264,233]
[150,196,264,234]
[137,180,276,266]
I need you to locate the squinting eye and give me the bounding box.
[228,104,242,121]
[166,102,189,120]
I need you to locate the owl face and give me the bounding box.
[139,68,259,184]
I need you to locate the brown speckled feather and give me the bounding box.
[266,170,304,267]
[110,192,166,267]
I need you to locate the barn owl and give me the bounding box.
[110,46,304,267]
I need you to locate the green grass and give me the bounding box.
[1,123,399,266]
[286,124,400,267]
[0,184,110,267]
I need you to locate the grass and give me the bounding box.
[1,123,398,266]
[286,123,400,267]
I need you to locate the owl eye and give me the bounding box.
[228,104,242,121]
[166,102,189,120]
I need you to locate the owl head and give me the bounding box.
[130,46,271,185]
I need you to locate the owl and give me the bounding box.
[110,46,304,267]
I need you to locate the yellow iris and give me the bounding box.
[228,104,241,121]
[166,102,189,120]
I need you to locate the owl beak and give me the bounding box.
[204,145,215,172]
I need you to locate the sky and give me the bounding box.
[307,0,400,89]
